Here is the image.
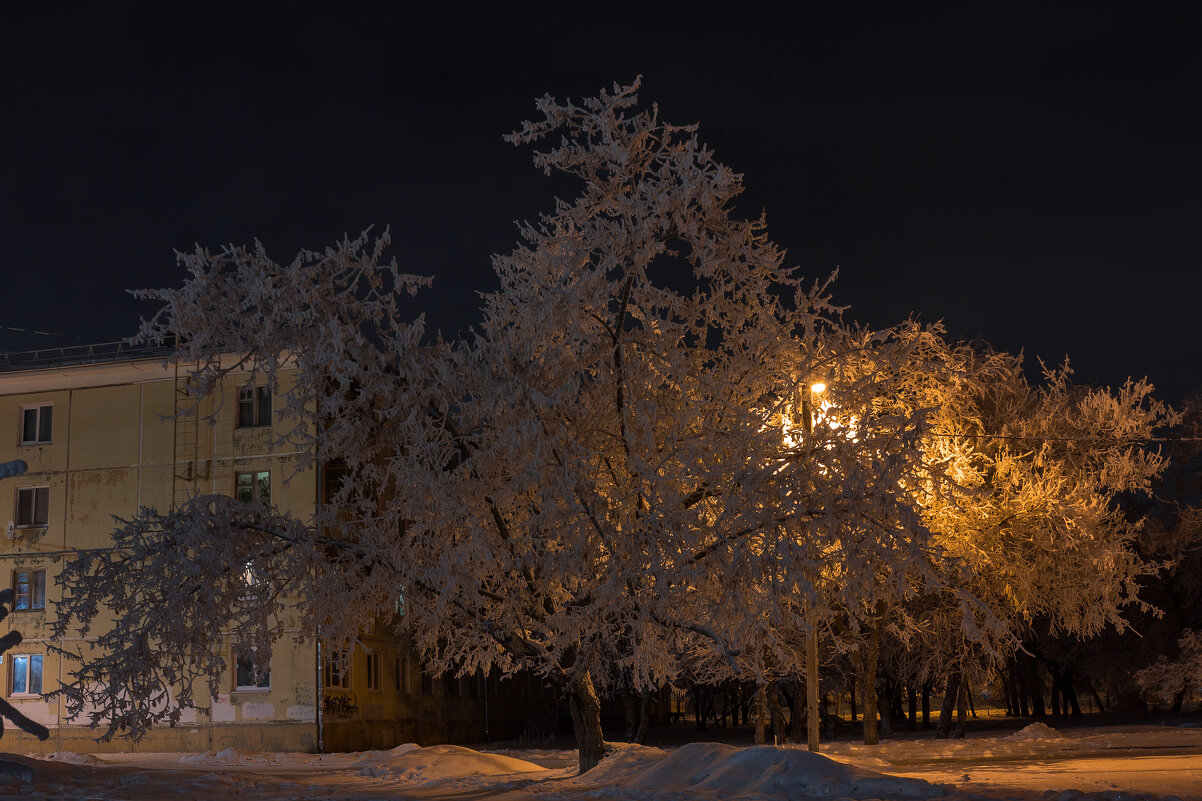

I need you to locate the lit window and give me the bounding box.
[15,487,49,527]
[10,654,42,695]
[235,471,270,503]
[238,386,272,428]
[12,569,45,611]
[366,652,381,691]
[323,650,350,689]
[235,649,270,690]
[20,405,52,445]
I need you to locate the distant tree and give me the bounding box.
[904,346,1174,734]
[1134,629,1202,709]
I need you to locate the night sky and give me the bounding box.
[2,3,1199,402]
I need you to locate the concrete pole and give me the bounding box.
[807,613,820,752]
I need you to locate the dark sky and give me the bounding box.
[2,3,1199,401]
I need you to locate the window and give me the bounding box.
[236,471,270,503]
[10,654,42,695]
[12,570,45,611]
[20,405,52,444]
[238,386,271,428]
[15,487,49,527]
[394,656,406,693]
[235,649,270,690]
[420,670,433,696]
[323,650,349,689]
[365,652,381,692]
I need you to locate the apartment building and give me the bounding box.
[0,344,557,753]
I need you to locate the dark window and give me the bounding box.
[20,405,52,444]
[237,386,272,428]
[15,487,49,527]
[394,656,405,693]
[12,569,45,611]
[366,652,381,691]
[236,471,270,503]
[324,650,349,689]
[420,670,433,696]
[236,650,270,689]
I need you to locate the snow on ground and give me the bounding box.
[2,723,1200,801]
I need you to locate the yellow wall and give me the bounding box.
[0,357,321,753]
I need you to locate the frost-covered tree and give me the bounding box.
[51,80,1036,769]
[1134,629,1202,708]
[889,340,1174,734]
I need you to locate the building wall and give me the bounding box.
[0,357,322,753]
[0,355,564,754]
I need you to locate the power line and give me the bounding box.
[927,432,1202,444]
[0,323,103,345]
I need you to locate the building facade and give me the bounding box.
[0,345,556,753]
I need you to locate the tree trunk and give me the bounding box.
[635,692,650,743]
[1026,657,1046,718]
[1005,660,1021,716]
[877,684,892,738]
[1017,660,1030,717]
[753,683,769,744]
[849,682,857,722]
[955,677,968,739]
[1172,684,1188,714]
[624,690,651,743]
[1085,676,1106,714]
[935,672,961,739]
[921,681,931,729]
[907,685,917,731]
[857,633,881,745]
[568,670,606,774]
[769,680,787,744]
[1061,670,1082,718]
[624,691,638,742]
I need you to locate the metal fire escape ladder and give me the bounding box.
[172,364,210,508]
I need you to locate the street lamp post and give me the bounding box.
[800,382,824,753]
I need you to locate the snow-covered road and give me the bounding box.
[4,722,1199,800]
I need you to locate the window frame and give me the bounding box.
[235,471,271,504]
[237,386,272,429]
[234,648,271,692]
[19,404,53,445]
[9,653,43,696]
[15,486,49,528]
[12,569,46,612]
[365,651,381,692]
[323,650,350,690]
